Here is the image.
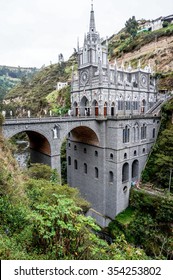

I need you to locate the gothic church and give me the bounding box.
[67,3,160,226]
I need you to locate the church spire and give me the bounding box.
[89,0,96,33]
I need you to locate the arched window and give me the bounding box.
[110,153,114,160]
[136,126,139,141]
[74,145,77,150]
[109,171,114,183]
[132,160,139,180]
[73,102,78,116]
[95,151,98,157]
[141,99,146,113]
[123,125,130,143]
[74,160,78,170]
[84,148,87,153]
[141,124,147,139]
[122,162,129,182]
[133,123,139,142]
[92,100,99,116]
[68,156,71,165]
[84,163,87,174]
[111,102,115,116]
[153,128,155,138]
[104,102,108,116]
[95,167,99,179]
[134,150,137,156]
[124,153,127,159]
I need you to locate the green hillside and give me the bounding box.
[3,56,77,116]
[0,66,37,105]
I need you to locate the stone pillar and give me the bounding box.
[51,153,62,183]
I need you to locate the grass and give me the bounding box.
[115,207,136,225]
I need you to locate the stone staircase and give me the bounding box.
[146,95,172,116]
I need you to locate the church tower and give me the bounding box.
[71,3,109,117]
[78,3,107,71]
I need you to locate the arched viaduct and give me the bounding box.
[2,116,102,175]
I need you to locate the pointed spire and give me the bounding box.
[89,0,96,33]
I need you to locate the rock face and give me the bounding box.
[117,36,173,73]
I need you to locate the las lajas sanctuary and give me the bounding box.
[67,3,163,226]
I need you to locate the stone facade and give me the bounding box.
[71,4,157,119]
[67,4,161,226]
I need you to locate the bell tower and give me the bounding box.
[77,1,108,86]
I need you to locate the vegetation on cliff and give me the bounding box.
[142,98,173,191]
[0,132,149,260]
[109,189,173,259]
[0,66,37,104]
[3,56,76,116]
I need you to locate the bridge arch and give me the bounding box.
[59,124,100,184]
[66,125,99,146]
[6,129,52,167]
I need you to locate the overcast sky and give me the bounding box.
[0,0,172,68]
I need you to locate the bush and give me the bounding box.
[130,188,173,223]
[27,163,60,183]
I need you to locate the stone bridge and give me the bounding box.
[2,116,104,176]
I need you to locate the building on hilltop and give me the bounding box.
[56,82,68,91]
[67,3,162,226]
[138,14,173,32]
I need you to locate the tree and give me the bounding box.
[125,16,138,38]
[155,128,173,189]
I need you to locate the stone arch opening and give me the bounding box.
[132,159,139,181]
[122,162,129,182]
[69,126,99,146]
[92,100,99,116]
[80,96,90,116]
[104,102,108,116]
[9,130,51,168]
[111,102,115,116]
[73,101,78,116]
[141,99,146,113]
[61,125,100,185]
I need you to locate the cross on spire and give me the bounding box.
[91,0,93,11]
